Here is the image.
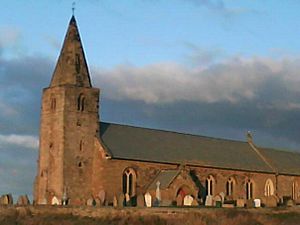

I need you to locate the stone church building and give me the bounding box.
[34,16,300,207]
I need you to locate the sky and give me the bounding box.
[1,0,300,200]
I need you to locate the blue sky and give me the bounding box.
[1,0,300,200]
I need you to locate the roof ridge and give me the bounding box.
[100,121,248,144]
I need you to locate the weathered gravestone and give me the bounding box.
[51,196,59,205]
[205,195,213,206]
[86,197,95,206]
[125,193,130,206]
[176,195,183,206]
[183,195,194,206]
[1,194,13,205]
[17,195,30,206]
[137,194,145,207]
[118,193,124,207]
[98,190,106,206]
[113,195,118,208]
[144,192,152,207]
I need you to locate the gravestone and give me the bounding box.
[118,193,124,207]
[144,192,152,207]
[113,195,118,208]
[219,192,225,203]
[86,198,94,206]
[176,195,183,206]
[51,196,59,205]
[125,193,130,206]
[137,194,145,207]
[254,199,261,208]
[7,194,13,205]
[17,195,30,206]
[205,195,213,206]
[95,198,101,206]
[236,199,245,208]
[183,195,194,206]
[213,195,222,207]
[98,190,106,206]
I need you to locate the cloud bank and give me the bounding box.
[93,56,300,107]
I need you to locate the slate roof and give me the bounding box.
[147,170,180,190]
[259,148,300,176]
[99,122,300,174]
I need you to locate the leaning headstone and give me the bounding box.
[176,195,183,206]
[118,193,125,207]
[98,190,106,206]
[205,195,213,206]
[51,196,59,205]
[183,195,194,206]
[144,192,152,207]
[113,195,118,208]
[137,194,145,207]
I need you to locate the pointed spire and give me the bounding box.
[50,16,92,88]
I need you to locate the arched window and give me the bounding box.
[246,179,254,200]
[292,181,298,200]
[50,97,56,111]
[122,168,136,197]
[226,177,235,196]
[77,94,85,111]
[205,175,215,196]
[264,179,274,197]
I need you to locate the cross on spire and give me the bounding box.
[72,2,76,16]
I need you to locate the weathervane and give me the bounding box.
[72,2,76,16]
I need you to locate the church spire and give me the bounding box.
[50,16,92,87]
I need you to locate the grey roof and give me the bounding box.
[100,122,282,173]
[147,170,180,190]
[259,148,300,176]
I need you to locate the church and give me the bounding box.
[34,16,300,207]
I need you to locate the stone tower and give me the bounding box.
[34,16,100,205]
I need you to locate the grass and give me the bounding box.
[1,206,300,225]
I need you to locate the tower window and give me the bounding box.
[122,168,136,197]
[50,97,56,111]
[77,94,85,111]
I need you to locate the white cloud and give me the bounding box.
[0,134,39,150]
[92,56,300,106]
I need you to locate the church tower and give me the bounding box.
[34,16,100,205]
